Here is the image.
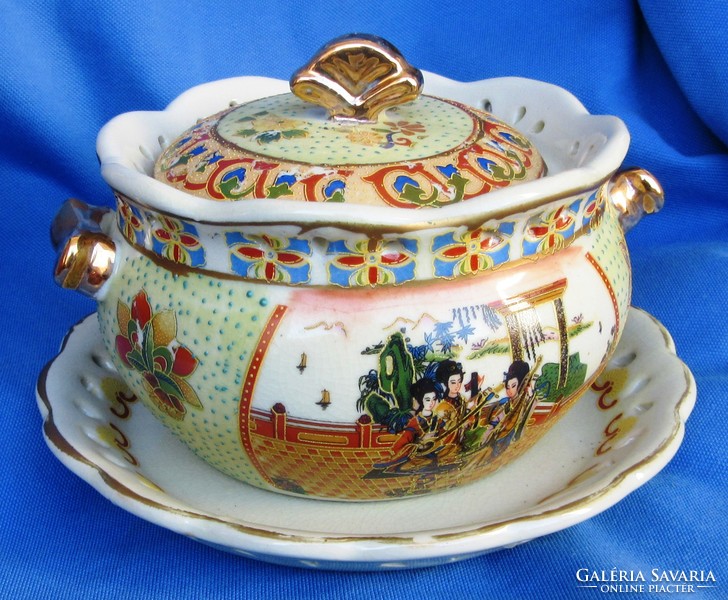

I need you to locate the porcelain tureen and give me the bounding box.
[52,34,663,500]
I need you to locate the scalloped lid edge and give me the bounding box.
[97,73,629,227]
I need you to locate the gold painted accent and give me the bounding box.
[605,168,664,232]
[135,473,166,494]
[37,309,694,547]
[537,463,606,506]
[123,223,585,289]
[55,232,116,297]
[592,368,630,410]
[315,389,332,409]
[554,297,569,388]
[491,278,568,370]
[303,321,349,336]
[102,377,138,420]
[505,313,523,362]
[116,192,608,292]
[296,432,349,445]
[114,176,609,235]
[489,278,568,312]
[291,34,423,123]
[598,414,638,456]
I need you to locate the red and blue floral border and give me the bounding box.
[114,188,605,288]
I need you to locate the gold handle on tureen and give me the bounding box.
[604,168,665,232]
[51,198,116,298]
[290,33,423,123]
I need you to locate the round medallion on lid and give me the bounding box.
[154,35,546,208]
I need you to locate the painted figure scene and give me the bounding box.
[241,276,614,499]
[358,285,593,483]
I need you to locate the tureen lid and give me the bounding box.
[153,34,546,208]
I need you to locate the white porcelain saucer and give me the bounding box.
[36,308,695,570]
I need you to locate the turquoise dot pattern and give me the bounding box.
[587,203,631,323]
[96,252,280,489]
[216,94,476,165]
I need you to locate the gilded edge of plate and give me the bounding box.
[35,309,695,549]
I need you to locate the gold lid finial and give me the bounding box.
[290,34,423,123]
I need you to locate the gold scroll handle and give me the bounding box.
[605,168,665,232]
[52,198,116,298]
[290,33,423,123]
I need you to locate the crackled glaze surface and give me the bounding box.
[154,94,545,207]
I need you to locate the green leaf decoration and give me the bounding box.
[325,190,346,203]
[538,352,588,404]
[281,129,308,139]
[256,131,282,144]
[154,370,184,400]
[567,322,593,338]
[461,426,488,453]
[176,378,203,409]
[506,133,530,150]
[446,173,469,202]
[153,346,174,375]
[235,128,257,137]
[142,323,155,371]
[218,176,254,200]
[467,340,512,360]
[490,151,527,182]
[399,183,439,206]
[126,351,147,374]
[489,162,513,181]
[365,392,392,424]
[126,319,138,343]
[424,350,457,362]
[266,183,294,199]
[378,332,415,411]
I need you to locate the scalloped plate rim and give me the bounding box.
[35,307,696,569]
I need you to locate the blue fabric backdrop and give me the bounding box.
[1,0,726,598]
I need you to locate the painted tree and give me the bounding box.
[360,332,416,433]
